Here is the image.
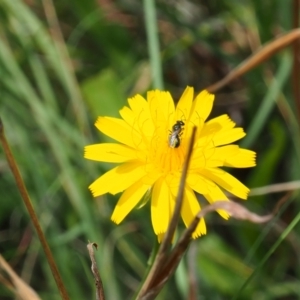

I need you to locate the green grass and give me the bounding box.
[0,0,300,299]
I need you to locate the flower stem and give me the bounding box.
[0,118,70,300]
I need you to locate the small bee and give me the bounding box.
[168,120,185,148]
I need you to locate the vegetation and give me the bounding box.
[0,0,300,299]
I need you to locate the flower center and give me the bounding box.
[149,126,186,175]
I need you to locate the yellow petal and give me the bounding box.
[189,90,214,127]
[202,145,240,168]
[89,166,118,196]
[206,145,256,168]
[212,128,246,146]
[111,179,152,224]
[95,117,142,148]
[127,94,155,139]
[175,86,194,121]
[128,94,149,118]
[119,106,135,126]
[148,90,175,129]
[199,114,245,146]
[151,178,172,235]
[202,184,230,219]
[202,167,250,199]
[203,114,235,132]
[181,187,206,238]
[84,143,137,163]
[186,173,210,194]
[157,233,164,243]
[89,161,146,196]
[225,148,256,168]
[190,145,221,169]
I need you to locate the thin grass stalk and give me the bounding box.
[3,0,90,136]
[244,193,293,263]
[292,0,300,121]
[232,210,300,300]
[41,0,90,134]
[0,22,119,298]
[241,52,292,148]
[0,119,70,300]
[143,0,164,89]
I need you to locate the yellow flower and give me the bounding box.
[84,87,256,240]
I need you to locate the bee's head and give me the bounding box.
[172,120,185,131]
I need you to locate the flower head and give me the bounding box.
[84,87,256,240]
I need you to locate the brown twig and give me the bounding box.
[161,127,197,247]
[136,127,197,299]
[249,180,300,196]
[139,197,287,300]
[206,28,300,93]
[165,199,285,271]
[160,201,278,283]
[0,255,40,300]
[0,118,70,300]
[87,243,105,300]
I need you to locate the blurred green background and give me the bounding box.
[1,0,300,299]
